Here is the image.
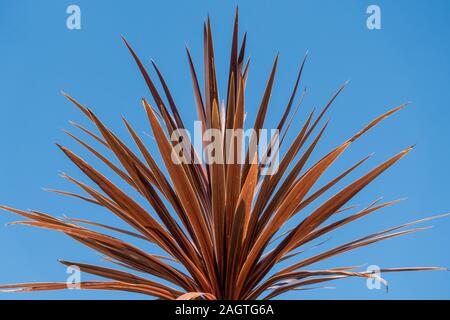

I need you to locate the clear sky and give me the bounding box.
[1,0,449,300]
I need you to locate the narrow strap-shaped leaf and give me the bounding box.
[241,55,278,184]
[0,281,177,299]
[143,98,218,289]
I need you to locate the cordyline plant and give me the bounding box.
[0,11,446,300]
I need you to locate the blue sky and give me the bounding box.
[1,0,450,300]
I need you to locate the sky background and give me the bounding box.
[1,0,450,300]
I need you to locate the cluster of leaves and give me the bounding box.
[0,10,445,299]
